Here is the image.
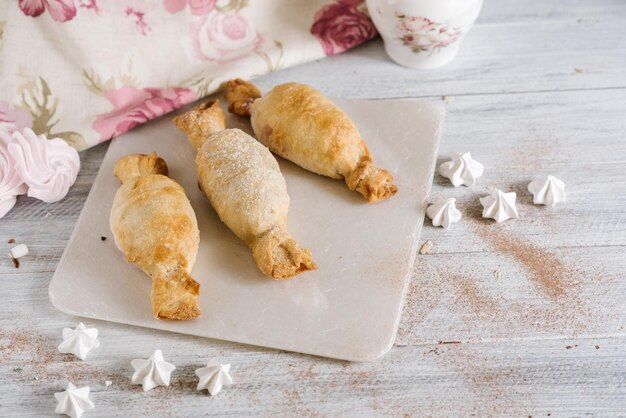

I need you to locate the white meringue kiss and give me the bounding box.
[8,128,80,203]
[0,131,28,218]
[131,350,176,392]
[426,197,462,228]
[480,189,519,223]
[528,175,566,207]
[196,359,233,396]
[439,152,484,187]
[54,382,95,418]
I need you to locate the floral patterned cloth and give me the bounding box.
[0,0,377,151]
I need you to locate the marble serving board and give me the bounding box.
[49,98,444,361]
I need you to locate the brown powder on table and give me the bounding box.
[473,225,576,299]
[459,193,577,299]
[294,364,319,380]
[0,329,67,378]
[469,217,600,332]
[507,136,566,171]
[0,328,114,384]
[398,256,513,340]
[398,215,603,346]
[429,343,534,416]
[447,272,504,319]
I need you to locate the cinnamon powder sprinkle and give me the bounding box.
[448,272,503,319]
[8,238,15,244]
[474,226,575,299]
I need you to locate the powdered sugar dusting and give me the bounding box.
[196,128,289,240]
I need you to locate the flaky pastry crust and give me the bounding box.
[110,153,201,320]
[174,100,315,279]
[225,79,397,202]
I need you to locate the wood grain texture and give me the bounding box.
[1,0,626,415]
[257,13,626,98]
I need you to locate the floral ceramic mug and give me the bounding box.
[366,0,483,69]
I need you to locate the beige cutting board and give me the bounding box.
[49,98,444,361]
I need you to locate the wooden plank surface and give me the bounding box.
[257,1,626,98]
[1,0,626,416]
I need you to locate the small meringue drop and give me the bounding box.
[528,175,566,207]
[426,198,462,228]
[10,243,29,259]
[195,359,233,396]
[54,382,95,418]
[480,189,519,223]
[0,131,28,218]
[131,349,176,392]
[7,128,80,203]
[439,152,484,187]
[58,323,100,360]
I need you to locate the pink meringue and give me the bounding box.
[7,128,80,203]
[0,132,28,218]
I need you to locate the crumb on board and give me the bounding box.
[441,95,455,103]
[420,240,434,255]
[494,270,501,279]
[101,236,107,241]
[595,345,600,350]
[574,68,584,74]
[8,238,15,244]
[565,345,578,349]
[11,257,19,269]
[438,340,462,345]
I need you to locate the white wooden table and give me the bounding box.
[2,0,625,415]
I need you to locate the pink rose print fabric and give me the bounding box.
[1,0,378,151]
[164,0,216,15]
[0,102,32,135]
[19,0,77,22]
[93,86,196,141]
[311,0,378,55]
[192,10,262,61]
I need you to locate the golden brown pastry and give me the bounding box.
[225,79,398,202]
[174,100,316,279]
[110,153,201,320]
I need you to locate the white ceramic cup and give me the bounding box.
[366,0,483,69]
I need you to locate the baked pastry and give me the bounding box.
[225,79,398,202]
[110,153,201,320]
[174,100,316,279]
